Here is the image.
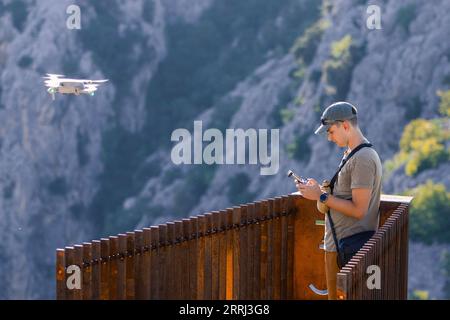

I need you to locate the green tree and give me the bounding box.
[437,90,450,117]
[406,181,450,244]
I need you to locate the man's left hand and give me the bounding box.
[296,178,322,201]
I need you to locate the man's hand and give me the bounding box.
[296,178,322,201]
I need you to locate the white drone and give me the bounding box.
[43,73,108,100]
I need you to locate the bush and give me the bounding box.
[399,119,449,176]
[322,35,366,100]
[437,90,450,117]
[406,181,450,244]
[286,134,311,162]
[227,173,256,205]
[291,19,330,65]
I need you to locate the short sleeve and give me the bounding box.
[350,157,375,189]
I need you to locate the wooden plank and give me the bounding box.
[64,247,75,300]
[239,205,248,299]
[100,238,110,300]
[126,232,135,300]
[91,240,101,300]
[117,234,127,300]
[197,216,206,299]
[82,242,92,300]
[56,249,66,300]
[266,199,274,299]
[142,228,151,300]
[174,221,184,299]
[134,230,144,299]
[150,226,159,299]
[158,225,167,299]
[253,202,262,299]
[73,245,83,300]
[246,204,255,300]
[273,197,282,299]
[182,219,191,299]
[108,237,118,300]
[188,218,198,300]
[225,209,234,300]
[204,214,213,300]
[260,200,268,299]
[280,196,288,299]
[286,195,295,299]
[166,222,175,299]
[218,210,227,300]
[211,212,221,300]
[232,207,241,300]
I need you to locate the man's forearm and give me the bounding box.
[324,195,363,219]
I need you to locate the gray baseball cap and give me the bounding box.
[314,101,358,135]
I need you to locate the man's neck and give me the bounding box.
[347,131,366,151]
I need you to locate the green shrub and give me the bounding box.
[322,35,366,100]
[406,181,450,244]
[280,108,295,124]
[409,290,429,300]
[286,134,311,162]
[291,19,330,65]
[399,119,449,176]
[437,90,450,117]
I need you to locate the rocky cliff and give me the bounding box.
[0,0,448,299]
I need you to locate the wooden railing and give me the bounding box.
[56,194,412,300]
[336,200,411,300]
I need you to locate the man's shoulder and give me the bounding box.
[350,146,382,166]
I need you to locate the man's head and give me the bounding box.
[314,101,359,147]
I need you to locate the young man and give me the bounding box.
[296,101,382,300]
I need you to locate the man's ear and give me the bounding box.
[343,120,350,131]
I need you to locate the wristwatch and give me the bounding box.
[319,192,329,203]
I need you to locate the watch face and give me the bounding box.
[320,193,327,202]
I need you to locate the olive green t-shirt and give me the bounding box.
[324,144,382,252]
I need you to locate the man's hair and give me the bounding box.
[334,117,358,128]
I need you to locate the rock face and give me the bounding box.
[0,0,448,299]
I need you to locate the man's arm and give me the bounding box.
[297,179,372,220]
[323,188,371,220]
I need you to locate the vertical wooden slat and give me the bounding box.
[204,214,213,300]
[211,212,221,300]
[246,204,255,300]
[100,238,110,300]
[286,195,295,299]
[56,249,66,300]
[188,218,198,300]
[197,216,206,299]
[73,245,83,300]
[253,202,262,299]
[65,247,75,300]
[117,234,127,300]
[174,221,184,299]
[166,222,175,299]
[266,200,274,299]
[182,219,191,299]
[239,205,248,299]
[82,242,92,300]
[158,225,167,299]
[108,237,118,300]
[225,209,234,300]
[134,230,144,299]
[273,197,282,299]
[232,207,241,300]
[150,226,159,299]
[126,232,135,300]
[218,211,227,300]
[280,196,288,299]
[142,228,151,300]
[91,241,101,300]
[260,200,268,299]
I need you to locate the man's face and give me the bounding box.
[326,122,348,147]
